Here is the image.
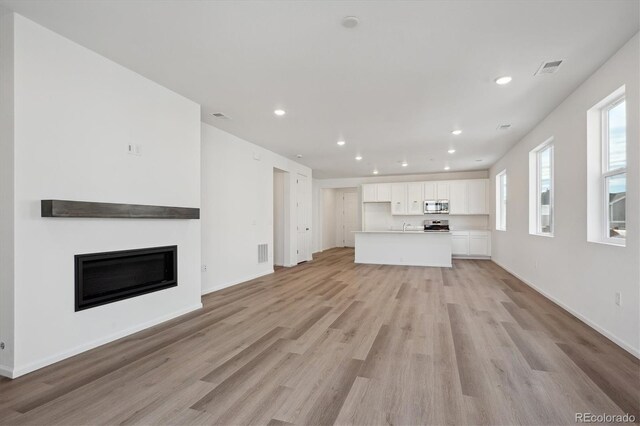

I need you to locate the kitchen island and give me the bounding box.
[354,231,452,267]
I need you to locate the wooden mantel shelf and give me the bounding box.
[41,200,200,219]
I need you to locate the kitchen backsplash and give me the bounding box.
[363,202,489,231]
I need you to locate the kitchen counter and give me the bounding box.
[354,230,452,267]
[354,230,451,234]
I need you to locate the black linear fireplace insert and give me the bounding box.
[75,245,177,311]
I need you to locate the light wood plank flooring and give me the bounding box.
[0,248,638,425]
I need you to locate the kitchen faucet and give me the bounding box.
[403,222,409,232]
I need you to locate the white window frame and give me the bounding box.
[495,169,507,231]
[529,138,554,237]
[601,95,626,245]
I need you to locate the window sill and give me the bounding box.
[529,232,554,238]
[588,239,626,247]
[495,228,506,232]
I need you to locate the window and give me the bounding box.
[602,98,626,241]
[496,170,507,231]
[587,86,626,246]
[529,138,554,236]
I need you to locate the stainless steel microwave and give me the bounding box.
[424,200,449,214]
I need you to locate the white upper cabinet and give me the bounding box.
[407,183,424,215]
[449,181,468,214]
[437,182,450,200]
[391,184,407,215]
[448,179,489,215]
[467,180,488,214]
[362,184,377,202]
[424,181,449,200]
[363,179,488,215]
[362,183,392,202]
[423,182,436,200]
[376,183,391,202]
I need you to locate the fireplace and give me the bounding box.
[75,246,177,311]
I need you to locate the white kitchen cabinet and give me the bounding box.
[451,232,470,255]
[407,183,424,215]
[362,183,392,202]
[467,180,488,214]
[377,183,391,202]
[362,184,377,202]
[424,181,449,200]
[449,181,468,214]
[391,184,407,215]
[437,182,450,200]
[448,180,489,215]
[451,230,491,257]
[469,231,491,256]
[423,182,436,200]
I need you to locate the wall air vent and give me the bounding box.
[535,60,563,76]
[210,112,231,119]
[258,244,268,263]
[497,124,512,130]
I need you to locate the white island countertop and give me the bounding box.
[354,230,452,267]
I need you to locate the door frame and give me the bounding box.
[335,188,359,248]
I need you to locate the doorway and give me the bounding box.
[273,168,288,267]
[321,187,359,250]
[296,173,311,263]
[337,189,359,247]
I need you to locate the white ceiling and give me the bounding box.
[2,0,638,178]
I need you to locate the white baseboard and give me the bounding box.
[201,269,274,296]
[0,364,12,378]
[7,303,203,379]
[453,255,492,260]
[492,259,639,359]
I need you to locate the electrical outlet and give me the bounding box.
[127,143,142,156]
[615,292,622,306]
[201,265,207,273]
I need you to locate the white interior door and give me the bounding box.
[341,192,358,247]
[296,174,311,263]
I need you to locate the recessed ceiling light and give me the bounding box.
[495,76,512,85]
[355,155,363,161]
[373,170,379,175]
[274,109,286,116]
[342,16,359,28]
[448,149,456,154]
[401,161,408,167]
[296,154,303,158]
[337,140,346,146]
[451,130,462,135]
[475,159,483,162]
[444,166,451,171]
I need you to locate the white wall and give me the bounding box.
[312,170,489,252]
[4,14,203,378]
[490,34,639,356]
[0,7,16,375]
[201,123,312,294]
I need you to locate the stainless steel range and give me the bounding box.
[424,219,450,232]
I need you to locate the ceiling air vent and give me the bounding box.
[497,124,512,130]
[210,112,230,119]
[535,60,563,76]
